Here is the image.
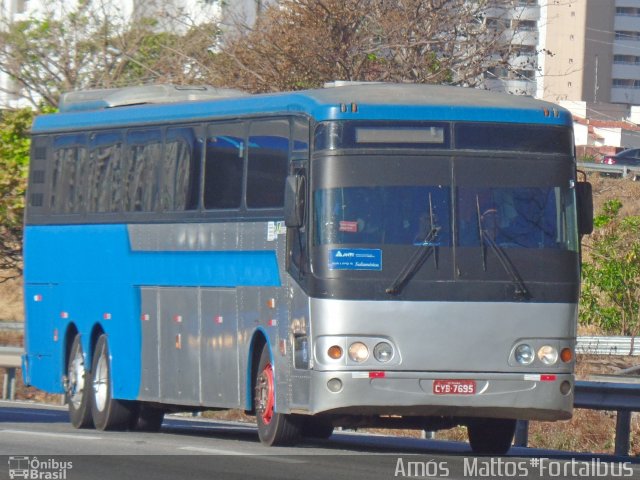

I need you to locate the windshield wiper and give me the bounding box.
[386,194,440,296]
[476,196,530,300]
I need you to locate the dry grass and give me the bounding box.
[588,172,640,217]
[0,330,22,346]
[0,273,23,321]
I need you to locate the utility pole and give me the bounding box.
[594,55,599,103]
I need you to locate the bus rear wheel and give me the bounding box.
[66,335,93,429]
[90,334,135,431]
[254,346,301,446]
[130,403,165,432]
[467,418,516,455]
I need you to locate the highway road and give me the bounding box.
[0,401,638,480]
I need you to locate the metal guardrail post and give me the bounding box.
[614,410,631,457]
[514,420,529,447]
[2,368,16,400]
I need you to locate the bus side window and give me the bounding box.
[292,116,310,153]
[51,134,87,214]
[204,123,244,210]
[125,130,162,212]
[163,128,201,211]
[247,119,290,209]
[88,131,123,213]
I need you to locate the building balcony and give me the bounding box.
[614,14,640,32]
[484,77,537,96]
[485,4,540,21]
[612,62,640,79]
[610,86,640,105]
[617,0,640,12]
[509,54,537,69]
[613,39,640,56]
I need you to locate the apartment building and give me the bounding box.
[482,0,541,96]
[540,0,640,107]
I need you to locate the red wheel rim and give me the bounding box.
[258,362,275,425]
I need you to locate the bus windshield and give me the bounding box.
[314,184,577,251]
[314,185,451,246]
[458,186,578,251]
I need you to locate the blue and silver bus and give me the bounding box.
[23,83,593,454]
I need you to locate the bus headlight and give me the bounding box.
[538,345,558,365]
[514,344,534,365]
[373,342,394,362]
[348,342,369,362]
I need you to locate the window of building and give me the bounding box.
[616,7,640,17]
[16,0,27,14]
[614,54,640,64]
[616,31,640,41]
[513,20,536,31]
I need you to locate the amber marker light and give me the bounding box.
[560,347,573,363]
[328,345,343,360]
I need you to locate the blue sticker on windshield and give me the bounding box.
[329,249,382,271]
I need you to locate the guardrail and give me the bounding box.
[577,161,640,178]
[574,379,640,457]
[0,322,23,331]
[514,377,640,457]
[2,322,639,455]
[0,346,21,401]
[0,321,24,400]
[576,336,640,356]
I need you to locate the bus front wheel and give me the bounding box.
[66,334,93,429]
[90,334,135,431]
[301,417,334,439]
[254,346,301,446]
[467,418,516,455]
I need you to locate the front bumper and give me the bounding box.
[308,370,573,421]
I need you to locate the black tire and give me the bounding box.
[66,335,94,429]
[467,418,517,455]
[301,417,334,439]
[130,403,165,432]
[255,346,301,446]
[90,334,135,431]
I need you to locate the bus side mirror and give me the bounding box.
[576,181,593,235]
[284,174,305,228]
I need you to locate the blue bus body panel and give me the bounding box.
[23,224,281,397]
[32,85,573,133]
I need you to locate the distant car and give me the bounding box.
[599,148,640,180]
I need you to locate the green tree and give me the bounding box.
[0,108,34,280]
[580,199,640,338]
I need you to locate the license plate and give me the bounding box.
[433,379,476,395]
